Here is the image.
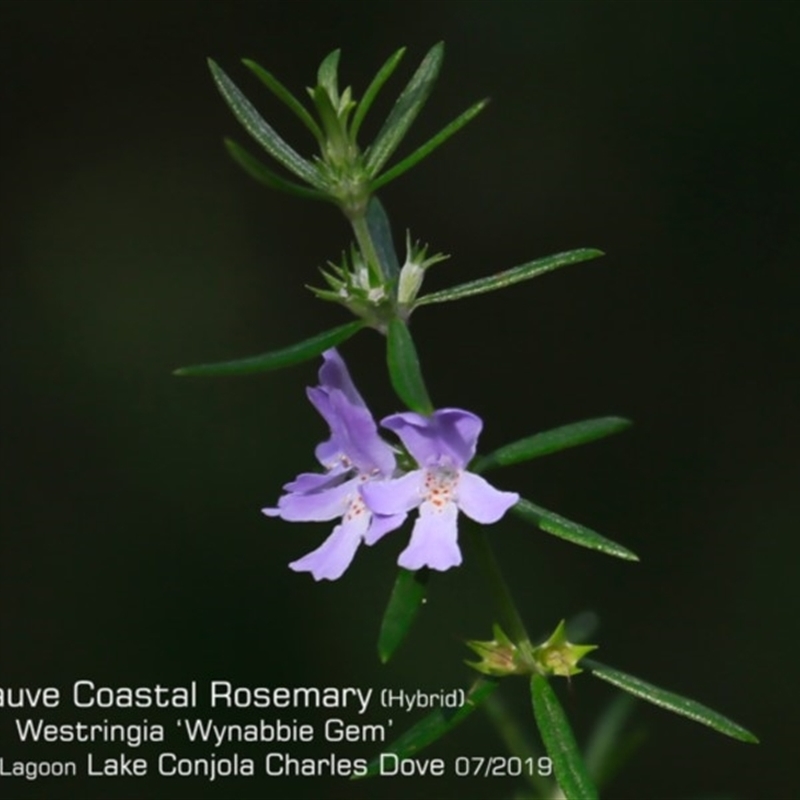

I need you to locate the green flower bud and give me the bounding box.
[532,620,598,678]
[465,625,533,677]
[397,232,449,309]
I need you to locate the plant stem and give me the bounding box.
[469,527,531,648]
[350,212,385,284]
[483,691,551,798]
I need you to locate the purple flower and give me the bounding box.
[362,409,520,572]
[262,349,404,581]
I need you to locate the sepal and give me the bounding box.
[397,231,449,308]
[465,624,530,677]
[532,619,598,678]
[308,245,391,329]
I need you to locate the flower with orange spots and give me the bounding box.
[262,349,405,581]
[363,410,519,571]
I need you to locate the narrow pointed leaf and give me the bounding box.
[366,197,400,279]
[365,42,444,176]
[472,416,632,473]
[386,318,434,414]
[583,695,644,787]
[378,568,428,663]
[585,660,759,744]
[530,674,598,800]
[513,498,639,561]
[371,98,489,191]
[224,139,329,201]
[338,86,355,126]
[310,85,342,140]
[360,679,498,778]
[416,248,604,307]
[173,321,364,377]
[208,59,323,188]
[241,59,323,142]
[308,287,345,304]
[350,47,406,141]
[482,692,552,797]
[317,49,341,100]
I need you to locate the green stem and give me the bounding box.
[469,528,531,648]
[483,692,551,798]
[350,212,385,284]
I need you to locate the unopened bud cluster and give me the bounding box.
[467,621,597,679]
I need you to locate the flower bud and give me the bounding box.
[397,231,449,308]
[532,620,597,678]
[465,625,532,677]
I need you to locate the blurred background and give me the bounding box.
[1,1,798,798]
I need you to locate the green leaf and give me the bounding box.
[310,85,342,141]
[481,692,552,798]
[386,318,434,414]
[366,197,400,279]
[512,499,639,562]
[208,59,324,188]
[241,59,323,143]
[223,139,329,201]
[317,48,341,101]
[415,248,604,307]
[365,42,445,176]
[360,679,498,778]
[583,694,643,787]
[173,321,364,377]
[350,47,406,142]
[585,660,759,744]
[472,416,632,473]
[530,674,598,800]
[371,98,489,191]
[377,568,428,664]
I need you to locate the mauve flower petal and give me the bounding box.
[434,409,483,466]
[457,472,519,524]
[306,386,336,433]
[326,389,395,476]
[381,412,437,464]
[283,468,346,494]
[398,501,462,571]
[364,512,408,546]
[308,371,395,476]
[268,349,458,581]
[361,470,424,515]
[382,409,482,468]
[308,382,389,474]
[268,478,356,522]
[307,386,343,468]
[314,437,341,469]
[289,514,369,581]
[318,348,367,408]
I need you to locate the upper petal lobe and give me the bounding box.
[382,409,482,468]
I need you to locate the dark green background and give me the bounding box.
[1,1,797,798]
